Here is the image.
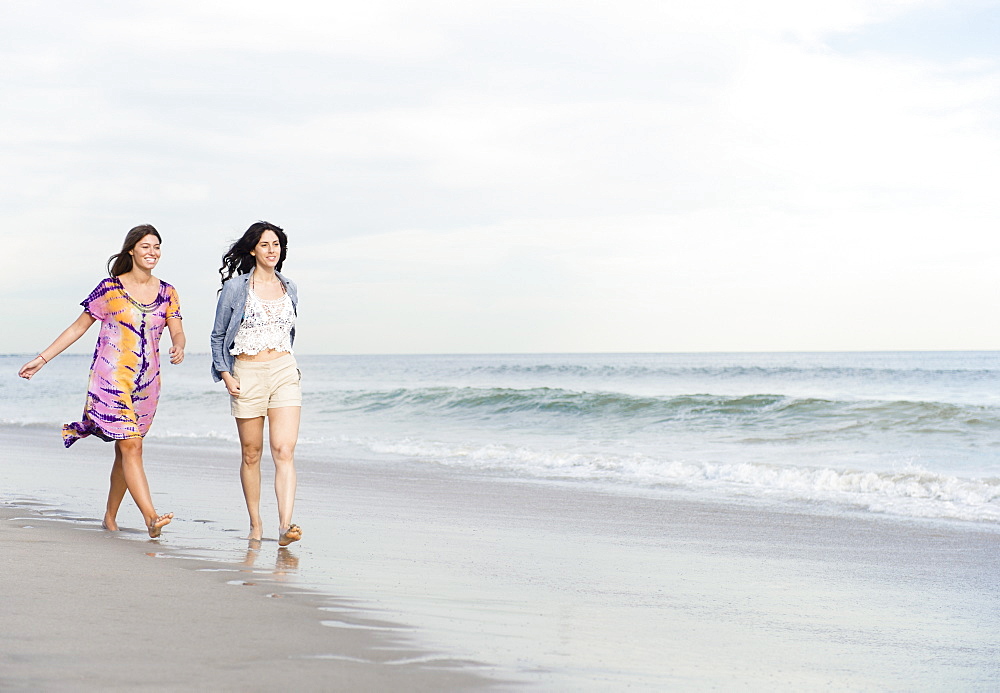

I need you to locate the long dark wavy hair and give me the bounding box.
[218,221,288,285]
[107,225,161,277]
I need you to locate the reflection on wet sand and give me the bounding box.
[276,547,299,574]
[242,539,299,577]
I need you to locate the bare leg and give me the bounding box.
[116,438,173,537]
[268,406,301,545]
[104,447,127,531]
[236,417,266,541]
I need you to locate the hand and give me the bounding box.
[169,345,185,365]
[18,356,46,380]
[222,373,241,397]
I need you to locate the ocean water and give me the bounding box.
[3,351,1000,527]
[6,350,1000,690]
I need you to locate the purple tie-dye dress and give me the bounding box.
[62,277,182,447]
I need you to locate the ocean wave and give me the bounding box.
[363,437,1000,524]
[144,430,239,443]
[0,419,239,444]
[461,362,1000,381]
[0,420,56,431]
[323,387,1000,435]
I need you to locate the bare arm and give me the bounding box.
[18,311,96,380]
[166,317,186,365]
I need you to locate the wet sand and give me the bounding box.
[3,425,1000,690]
[0,503,490,692]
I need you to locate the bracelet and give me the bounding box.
[36,353,48,364]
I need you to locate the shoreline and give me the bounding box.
[0,502,495,692]
[3,425,1000,690]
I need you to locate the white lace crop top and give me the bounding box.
[230,285,296,356]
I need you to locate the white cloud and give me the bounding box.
[2,0,999,353]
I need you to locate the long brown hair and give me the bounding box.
[107,225,162,276]
[218,221,287,285]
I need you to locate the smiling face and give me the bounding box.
[251,229,282,270]
[128,234,161,271]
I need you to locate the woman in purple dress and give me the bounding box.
[19,225,185,538]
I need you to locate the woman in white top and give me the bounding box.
[211,222,302,547]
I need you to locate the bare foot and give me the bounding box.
[102,514,119,531]
[247,527,263,542]
[278,524,302,547]
[147,513,173,538]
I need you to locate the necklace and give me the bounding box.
[116,277,159,314]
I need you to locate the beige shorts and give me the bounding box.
[230,354,302,418]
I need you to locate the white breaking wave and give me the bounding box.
[363,437,1000,524]
[144,429,240,443]
[7,352,1000,526]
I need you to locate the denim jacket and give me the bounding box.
[210,269,298,382]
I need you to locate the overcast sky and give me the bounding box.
[3,0,999,354]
